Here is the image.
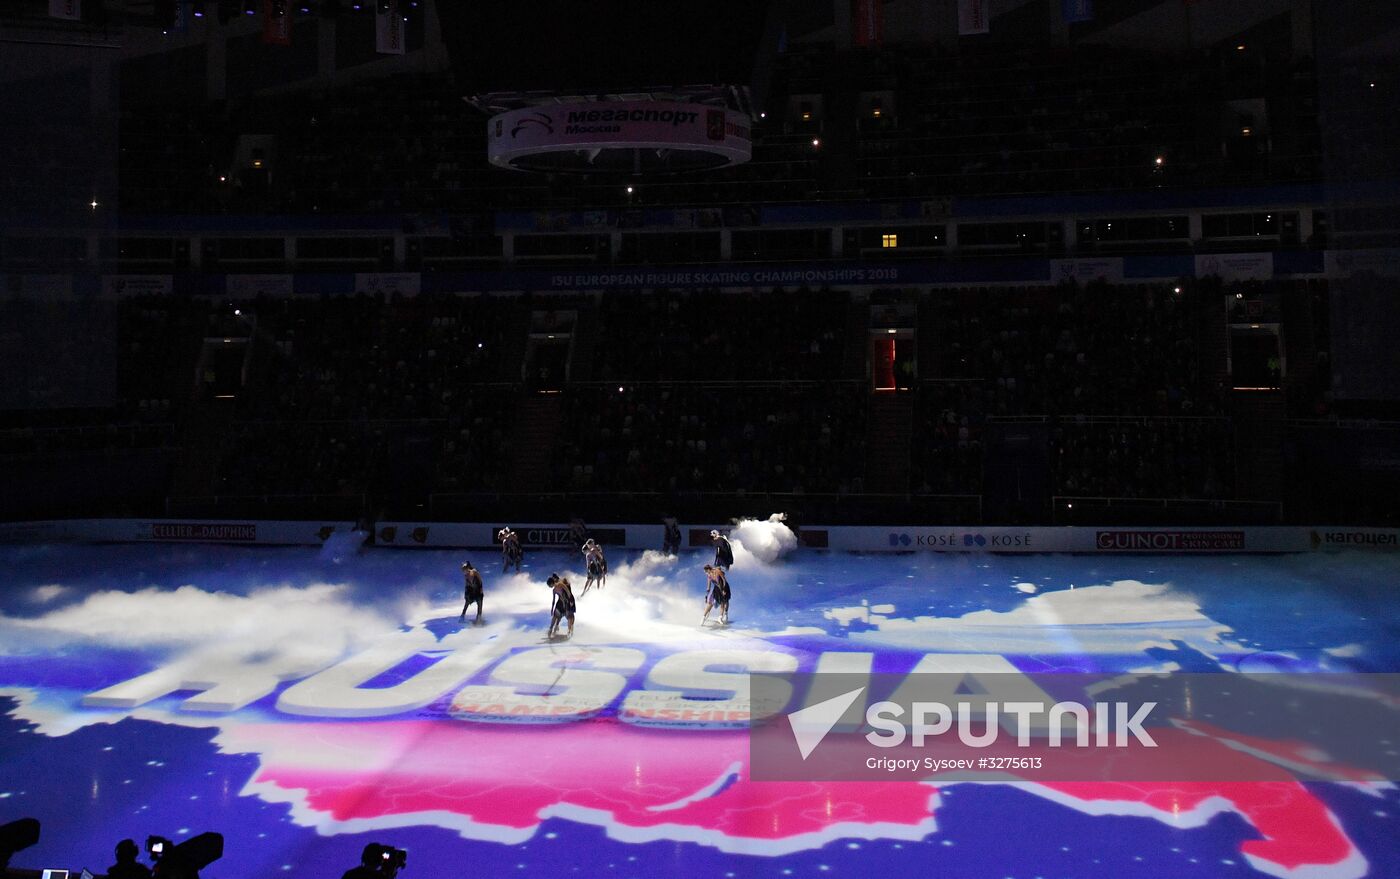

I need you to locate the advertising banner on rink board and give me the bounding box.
[370,523,659,550]
[372,522,471,547]
[1196,252,1273,281]
[327,524,1400,554]
[354,272,421,296]
[2,521,1395,554]
[826,526,1400,554]
[1050,258,1123,284]
[0,520,355,546]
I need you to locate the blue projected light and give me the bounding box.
[0,542,1397,877]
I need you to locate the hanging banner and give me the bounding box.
[48,0,81,20]
[1196,252,1273,282]
[852,0,883,47]
[226,274,294,298]
[101,275,174,298]
[6,274,75,298]
[958,0,989,35]
[353,272,421,296]
[262,0,292,45]
[1051,257,1124,284]
[1324,248,1400,279]
[376,0,405,55]
[1062,0,1094,24]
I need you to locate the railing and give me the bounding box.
[166,493,368,520]
[1288,418,1400,431]
[0,422,176,440]
[428,491,982,526]
[988,414,1232,425]
[565,379,867,388]
[1052,496,1282,526]
[0,423,177,455]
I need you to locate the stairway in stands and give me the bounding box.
[168,403,231,507]
[1232,390,1287,503]
[567,305,601,382]
[866,391,913,493]
[507,392,564,492]
[842,296,870,379]
[1197,283,1231,393]
[1281,285,1317,408]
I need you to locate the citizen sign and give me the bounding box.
[501,527,626,547]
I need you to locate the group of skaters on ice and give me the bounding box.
[459,526,734,635]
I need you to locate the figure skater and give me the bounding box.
[710,529,734,571]
[459,561,484,625]
[581,538,608,594]
[568,517,588,548]
[499,527,523,573]
[547,573,576,639]
[662,516,682,555]
[702,564,731,626]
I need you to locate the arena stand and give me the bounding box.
[7,26,1399,529]
[4,273,1386,526]
[114,42,1323,216]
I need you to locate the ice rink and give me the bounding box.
[1,535,1397,877]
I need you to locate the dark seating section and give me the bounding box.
[924,281,1220,416]
[913,279,1230,501]
[115,42,1321,214]
[212,420,379,498]
[590,288,851,381]
[1050,416,1233,500]
[118,295,210,418]
[0,277,1371,521]
[911,382,985,495]
[555,383,867,495]
[244,293,516,420]
[844,45,1319,199]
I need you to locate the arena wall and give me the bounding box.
[1,519,1395,553]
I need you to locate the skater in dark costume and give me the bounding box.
[581,538,608,594]
[459,561,484,625]
[662,516,682,555]
[710,529,734,571]
[702,564,731,626]
[547,573,576,638]
[499,527,523,573]
[568,518,588,549]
